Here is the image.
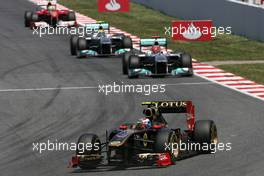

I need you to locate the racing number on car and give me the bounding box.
[98,0,130,12]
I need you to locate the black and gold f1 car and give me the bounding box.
[68,101,218,169]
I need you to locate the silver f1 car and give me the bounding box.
[70,22,133,58]
[122,37,193,78]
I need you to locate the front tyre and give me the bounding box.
[181,53,193,76]
[122,52,131,75]
[76,38,87,58]
[155,130,181,162]
[24,11,32,27]
[128,55,140,79]
[76,133,101,169]
[193,120,218,153]
[77,38,87,51]
[70,35,79,55]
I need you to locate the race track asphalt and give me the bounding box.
[0,0,263,176]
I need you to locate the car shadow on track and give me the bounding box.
[69,152,205,173]
[70,165,167,173]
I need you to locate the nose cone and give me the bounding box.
[155,54,167,62]
[50,11,58,18]
[100,37,111,44]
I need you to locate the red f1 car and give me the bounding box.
[68,101,218,169]
[24,1,76,28]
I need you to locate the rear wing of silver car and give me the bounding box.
[84,22,110,32]
[140,37,167,51]
[142,101,195,131]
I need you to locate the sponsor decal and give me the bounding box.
[172,20,213,41]
[116,130,129,138]
[98,0,130,12]
[151,101,187,108]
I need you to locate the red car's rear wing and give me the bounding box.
[142,101,195,131]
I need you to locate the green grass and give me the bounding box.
[59,0,264,62]
[219,64,264,85]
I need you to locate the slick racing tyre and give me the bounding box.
[31,14,39,22]
[128,56,140,78]
[76,38,87,58]
[122,37,133,49]
[24,11,32,27]
[181,53,193,76]
[181,53,192,68]
[76,133,101,169]
[77,38,87,51]
[155,130,181,162]
[67,11,76,21]
[122,52,131,75]
[128,56,140,69]
[193,120,218,153]
[70,35,79,55]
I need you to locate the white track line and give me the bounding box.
[0,82,214,93]
[0,86,97,92]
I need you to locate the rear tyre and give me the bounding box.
[193,120,218,153]
[155,130,181,162]
[67,11,76,21]
[24,11,32,27]
[122,37,133,49]
[77,133,101,169]
[70,35,79,55]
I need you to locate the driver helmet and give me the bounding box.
[151,41,161,54]
[47,2,54,11]
[137,118,152,129]
[98,26,105,33]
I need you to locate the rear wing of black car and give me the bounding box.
[142,101,195,131]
